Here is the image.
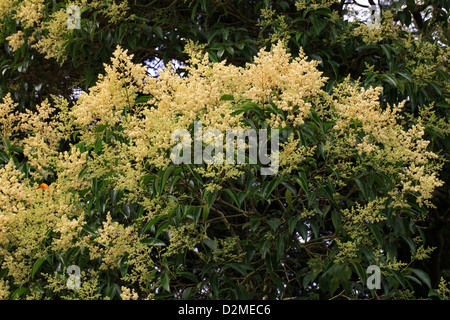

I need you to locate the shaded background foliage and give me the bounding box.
[0,0,449,299]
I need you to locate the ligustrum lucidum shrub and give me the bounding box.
[0,41,446,299]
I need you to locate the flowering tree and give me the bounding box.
[0,0,449,300]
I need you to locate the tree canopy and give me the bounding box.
[0,0,449,300]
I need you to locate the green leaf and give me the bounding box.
[267,218,281,231]
[207,29,219,43]
[294,172,309,195]
[397,71,412,83]
[328,60,339,78]
[94,138,103,154]
[31,257,46,279]
[11,287,29,300]
[276,236,286,261]
[95,123,108,132]
[233,284,249,299]
[289,215,302,234]
[310,14,325,36]
[142,238,166,246]
[354,178,368,199]
[297,223,309,242]
[352,262,366,285]
[232,101,264,117]
[224,262,255,276]
[404,275,422,287]
[208,50,218,63]
[389,269,406,287]
[221,28,230,40]
[191,206,202,225]
[210,272,219,297]
[119,255,129,277]
[181,287,192,299]
[142,216,163,234]
[383,74,397,87]
[369,224,383,246]
[160,271,170,292]
[262,178,280,198]
[127,35,136,50]
[160,165,176,194]
[309,220,319,238]
[265,102,284,117]
[426,80,442,95]
[155,220,171,238]
[364,72,378,87]
[401,235,416,254]
[220,94,234,101]
[302,272,317,288]
[203,238,217,251]
[380,44,391,61]
[223,188,240,208]
[331,211,341,233]
[260,239,270,259]
[285,188,293,208]
[109,189,120,204]
[436,69,449,82]
[202,203,210,222]
[154,26,164,39]
[428,289,444,299]
[180,271,199,283]
[410,268,431,289]
[134,95,151,104]
[132,14,150,22]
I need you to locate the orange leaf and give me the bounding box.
[36,183,49,190]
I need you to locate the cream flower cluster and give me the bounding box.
[331,79,443,206]
[0,93,19,140]
[0,0,130,62]
[0,39,445,299]
[5,30,25,52]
